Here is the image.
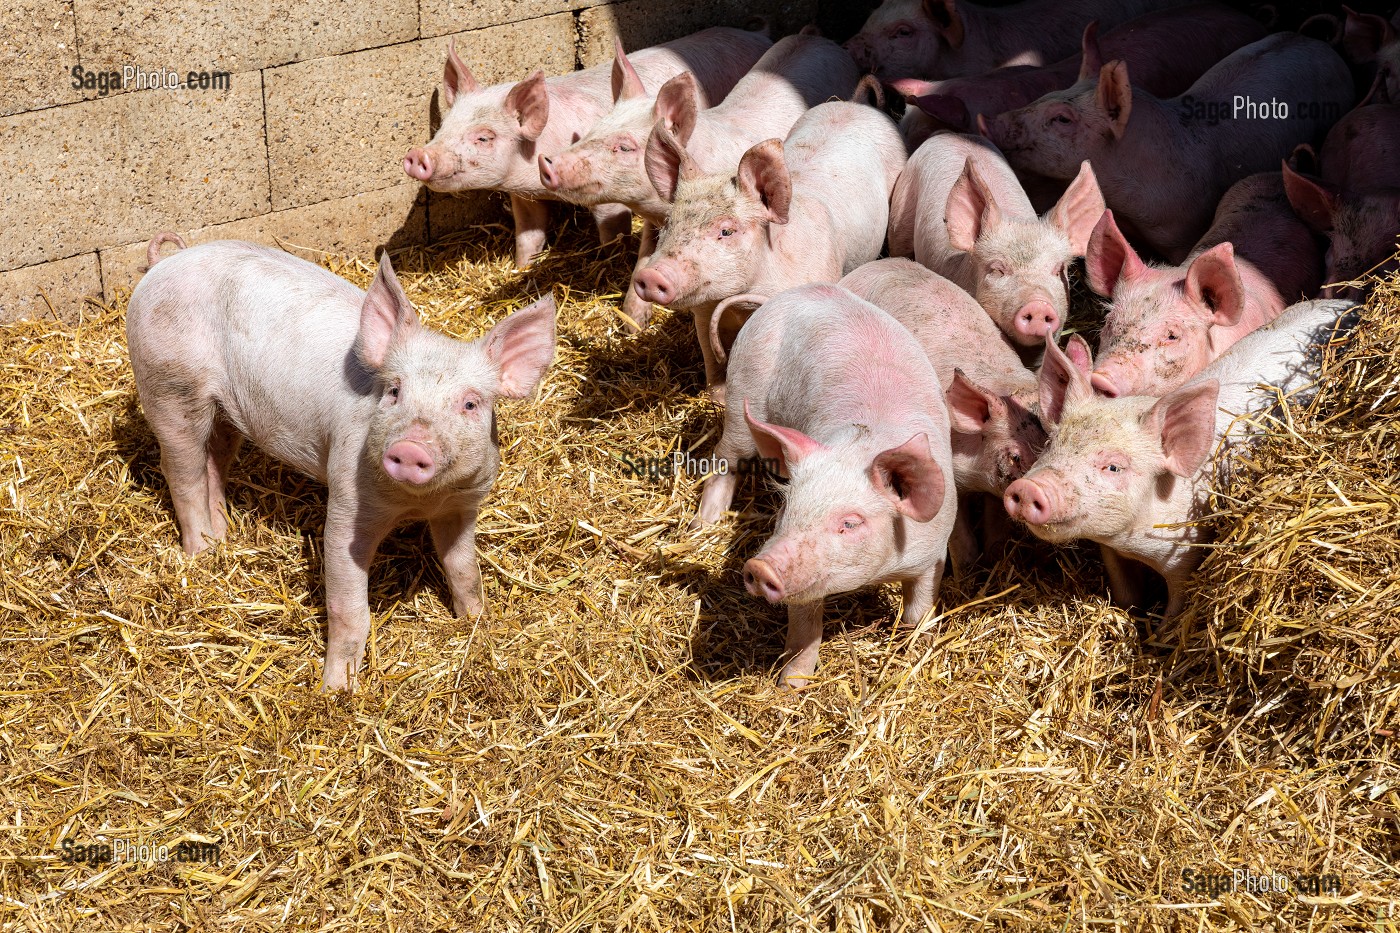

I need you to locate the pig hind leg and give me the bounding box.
[205,416,242,541]
[143,385,221,555]
[510,195,550,269]
[621,220,658,330]
[690,402,758,528]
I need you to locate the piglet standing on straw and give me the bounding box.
[127,236,557,690]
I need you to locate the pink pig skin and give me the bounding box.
[1282,103,1400,294]
[1004,299,1356,618]
[1086,173,1324,399]
[633,101,906,399]
[126,239,556,691]
[887,133,1104,351]
[538,33,857,328]
[403,27,770,270]
[897,4,1266,150]
[839,258,1046,568]
[985,34,1353,264]
[690,283,956,689]
[844,0,1184,82]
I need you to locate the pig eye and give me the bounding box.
[462,399,477,412]
[719,225,736,238]
[892,24,913,38]
[1010,453,1022,466]
[475,131,495,145]
[616,142,636,154]
[986,262,1007,278]
[1102,462,1122,473]
[387,382,401,402]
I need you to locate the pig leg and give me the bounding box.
[692,304,726,404]
[690,403,756,528]
[1100,545,1149,610]
[1162,573,1191,620]
[620,220,658,330]
[429,507,485,617]
[947,495,980,573]
[510,195,550,269]
[898,561,944,636]
[320,496,393,691]
[777,600,825,690]
[593,203,632,245]
[204,418,242,541]
[145,392,218,555]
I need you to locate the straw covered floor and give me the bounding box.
[1,208,1397,931]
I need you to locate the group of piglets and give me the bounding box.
[127,1,1391,690]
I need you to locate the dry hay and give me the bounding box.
[1,204,1396,931]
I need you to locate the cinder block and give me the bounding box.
[1,0,84,117]
[99,182,427,300]
[71,0,417,82]
[0,76,268,271]
[422,0,609,39]
[0,253,102,323]
[427,189,508,241]
[265,17,576,212]
[578,0,820,66]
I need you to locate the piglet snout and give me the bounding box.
[743,558,785,604]
[633,266,677,305]
[538,154,561,191]
[383,440,437,485]
[403,148,435,182]
[1014,300,1059,339]
[1004,478,1057,526]
[1090,371,1121,398]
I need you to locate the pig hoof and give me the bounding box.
[776,664,816,692]
[454,594,485,618]
[706,382,727,407]
[687,514,713,533]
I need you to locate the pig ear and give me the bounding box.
[922,0,965,49]
[1184,243,1245,328]
[1095,60,1132,139]
[442,38,478,107]
[483,294,557,399]
[911,93,971,132]
[1143,379,1219,478]
[653,72,699,146]
[1078,20,1103,81]
[743,400,824,477]
[505,71,549,141]
[1343,7,1396,62]
[1064,333,1094,372]
[357,253,420,370]
[1084,209,1145,296]
[738,139,792,225]
[945,157,1000,252]
[945,369,1003,434]
[1281,161,1339,234]
[1039,335,1093,424]
[869,434,946,523]
[611,37,646,102]
[644,119,697,203]
[1048,161,1106,255]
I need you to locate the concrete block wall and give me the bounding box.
[0,0,816,321]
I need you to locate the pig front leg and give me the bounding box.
[898,561,944,637]
[593,203,632,245]
[777,600,826,691]
[620,220,658,330]
[948,498,980,573]
[1100,545,1150,611]
[320,497,393,691]
[430,507,485,617]
[510,194,550,269]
